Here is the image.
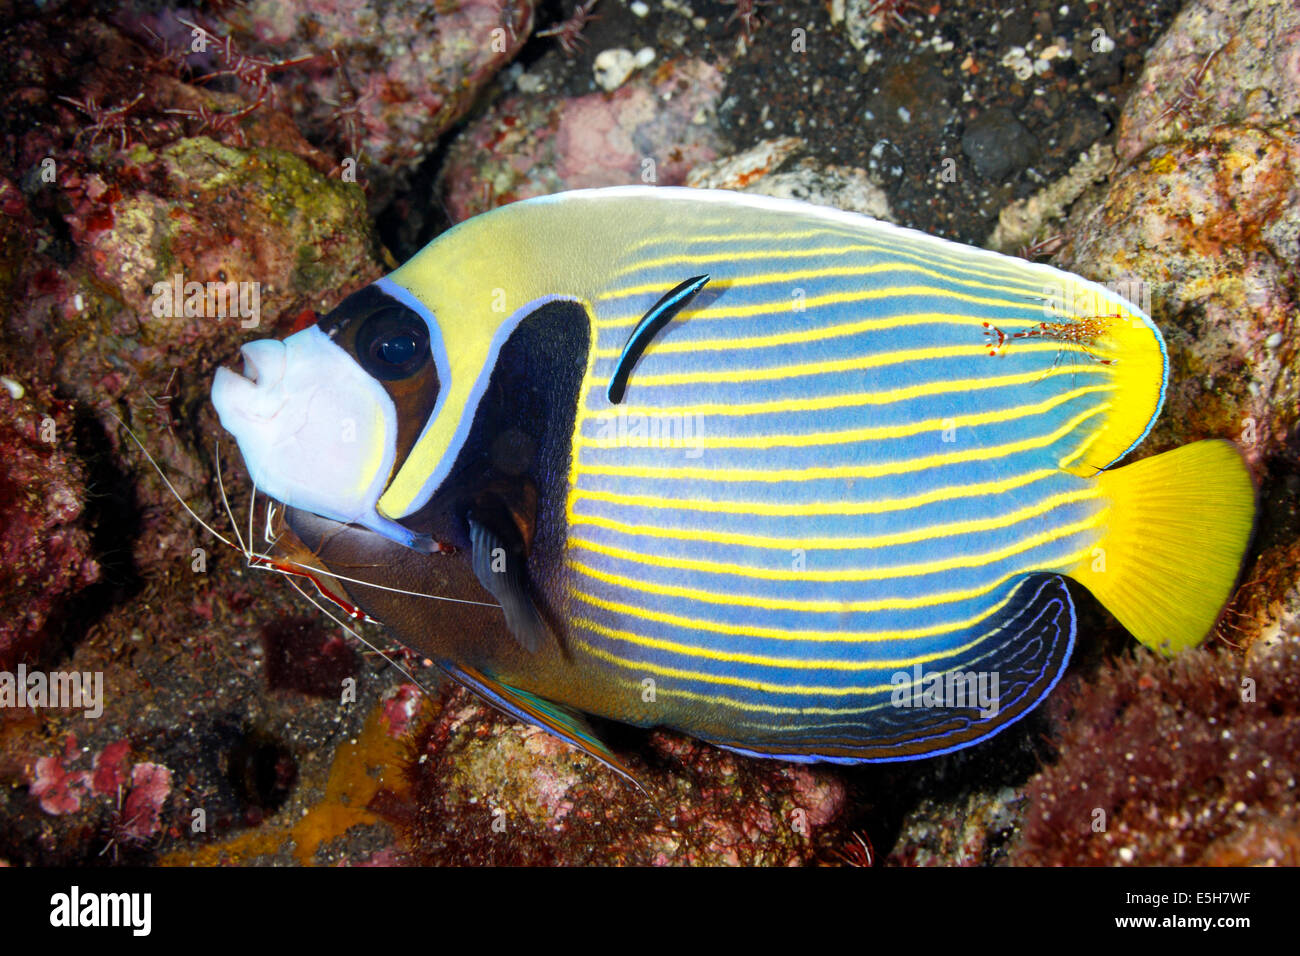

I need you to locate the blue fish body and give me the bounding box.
[212,187,1255,773]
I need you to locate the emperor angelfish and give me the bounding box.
[211,186,1255,778]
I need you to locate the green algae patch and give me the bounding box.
[161,136,249,192]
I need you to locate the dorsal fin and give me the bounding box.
[441,661,646,792]
[606,274,710,404]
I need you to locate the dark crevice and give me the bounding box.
[40,406,145,667]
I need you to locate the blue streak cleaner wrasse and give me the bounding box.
[211,187,1255,779]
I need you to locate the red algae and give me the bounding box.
[390,685,849,866]
[1012,635,1300,866]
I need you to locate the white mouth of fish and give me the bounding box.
[237,349,265,385]
[211,325,400,537]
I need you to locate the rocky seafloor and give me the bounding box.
[0,0,1296,866]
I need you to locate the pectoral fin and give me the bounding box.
[442,661,644,791]
[468,515,549,653]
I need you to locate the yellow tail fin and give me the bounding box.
[1068,440,1255,654]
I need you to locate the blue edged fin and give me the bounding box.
[705,574,1077,763]
[606,274,710,404]
[441,661,645,790]
[468,516,548,653]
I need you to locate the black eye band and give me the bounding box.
[355,308,431,381]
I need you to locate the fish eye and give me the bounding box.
[355,308,431,381]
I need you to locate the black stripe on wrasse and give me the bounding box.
[607,274,710,404]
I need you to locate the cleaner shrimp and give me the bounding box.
[109,410,500,697]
